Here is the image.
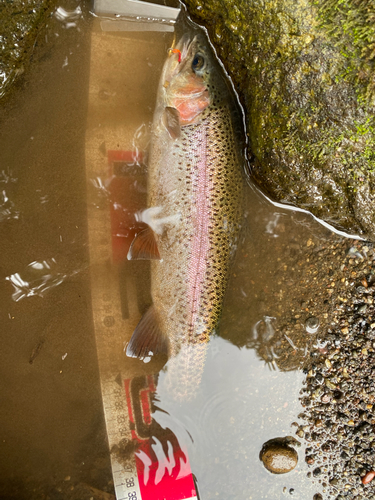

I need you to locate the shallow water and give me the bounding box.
[0,3,358,499]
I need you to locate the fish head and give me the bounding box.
[159,33,217,127]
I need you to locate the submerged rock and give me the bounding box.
[0,0,54,100]
[260,437,299,474]
[184,0,375,239]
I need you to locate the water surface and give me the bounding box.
[0,3,354,499]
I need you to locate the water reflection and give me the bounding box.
[111,342,319,499]
[133,377,195,494]
[0,169,19,222]
[55,5,83,26]
[253,316,276,343]
[5,258,79,301]
[155,336,321,499]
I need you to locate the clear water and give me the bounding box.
[0,2,352,499]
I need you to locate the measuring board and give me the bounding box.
[85,5,199,500]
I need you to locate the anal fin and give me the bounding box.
[125,305,169,359]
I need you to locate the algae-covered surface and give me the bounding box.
[184,0,375,240]
[0,0,54,100]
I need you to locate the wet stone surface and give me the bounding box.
[297,241,375,499]
[260,437,299,474]
[279,238,375,499]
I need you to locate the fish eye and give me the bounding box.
[192,54,205,72]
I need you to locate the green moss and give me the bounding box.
[315,0,375,106]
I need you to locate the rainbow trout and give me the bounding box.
[126,20,245,397]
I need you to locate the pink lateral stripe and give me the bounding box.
[187,127,210,337]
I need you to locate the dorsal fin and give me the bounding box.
[127,227,160,260]
[163,106,181,139]
[125,306,169,359]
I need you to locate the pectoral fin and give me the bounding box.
[127,227,160,260]
[163,106,181,139]
[125,306,169,359]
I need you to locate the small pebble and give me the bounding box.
[260,438,298,474]
[362,471,375,484]
[313,467,322,477]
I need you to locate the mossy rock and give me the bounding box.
[184,0,375,239]
[0,0,54,100]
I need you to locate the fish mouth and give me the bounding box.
[172,33,192,65]
[164,34,200,82]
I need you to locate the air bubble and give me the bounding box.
[305,316,320,334]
